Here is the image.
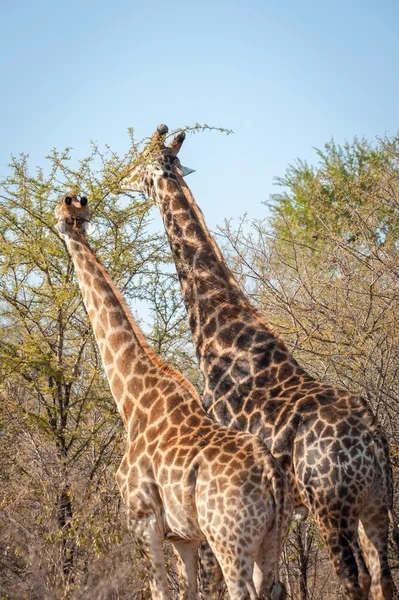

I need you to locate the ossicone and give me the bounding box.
[175,131,186,143]
[157,124,169,135]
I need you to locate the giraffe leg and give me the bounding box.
[351,538,371,598]
[172,539,199,600]
[206,540,258,600]
[253,534,285,599]
[312,512,369,600]
[198,541,225,599]
[359,509,393,600]
[131,517,171,600]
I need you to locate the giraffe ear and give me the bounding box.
[83,222,96,236]
[179,164,196,177]
[56,221,67,234]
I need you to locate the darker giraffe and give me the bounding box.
[55,193,293,600]
[120,125,396,600]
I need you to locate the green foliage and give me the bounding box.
[270,135,399,248]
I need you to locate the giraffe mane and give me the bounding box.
[72,228,201,403]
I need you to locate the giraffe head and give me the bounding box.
[55,192,93,237]
[120,124,194,196]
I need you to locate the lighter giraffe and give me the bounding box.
[55,193,293,600]
[120,125,396,600]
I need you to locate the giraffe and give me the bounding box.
[119,125,396,600]
[54,192,293,600]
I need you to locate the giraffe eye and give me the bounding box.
[80,196,88,206]
[65,196,72,206]
[172,157,181,168]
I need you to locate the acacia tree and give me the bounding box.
[0,139,194,599]
[218,134,399,597]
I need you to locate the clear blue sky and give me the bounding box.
[1,0,398,228]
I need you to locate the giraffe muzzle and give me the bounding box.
[56,217,95,236]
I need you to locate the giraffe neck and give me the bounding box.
[150,171,312,417]
[156,175,296,334]
[62,228,201,427]
[154,175,254,338]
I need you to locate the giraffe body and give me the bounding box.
[55,194,293,600]
[120,126,395,600]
